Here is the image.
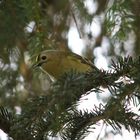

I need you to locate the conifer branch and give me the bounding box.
[0,106,11,134]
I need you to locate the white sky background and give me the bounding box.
[0,0,140,140]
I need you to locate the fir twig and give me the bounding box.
[0,106,12,133]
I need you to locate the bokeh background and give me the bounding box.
[0,0,140,139]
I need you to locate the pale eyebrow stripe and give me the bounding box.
[36,54,40,62]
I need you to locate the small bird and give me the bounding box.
[33,50,98,80]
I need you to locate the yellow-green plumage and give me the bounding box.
[34,50,97,79]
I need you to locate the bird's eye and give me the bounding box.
[41,55,47,60]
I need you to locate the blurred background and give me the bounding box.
[0,0,140,139]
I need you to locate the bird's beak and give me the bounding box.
[32,62,41,69]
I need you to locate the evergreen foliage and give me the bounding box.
[0,0,139,140]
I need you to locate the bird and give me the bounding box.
[33,50,98,80]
